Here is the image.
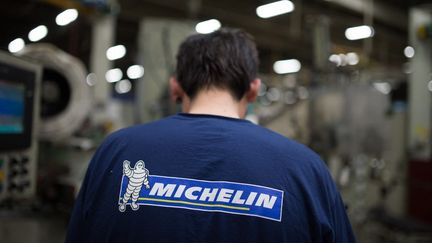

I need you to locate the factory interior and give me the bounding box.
[0,0,432,242]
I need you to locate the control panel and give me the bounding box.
[0,51,41,202]
[0,152,37,200]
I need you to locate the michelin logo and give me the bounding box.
[119,160,150,212]
[118,160,284,221]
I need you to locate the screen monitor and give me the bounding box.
[0,51,41,150]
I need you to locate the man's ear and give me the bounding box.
[169,77,184,103]
[246,78,261,102]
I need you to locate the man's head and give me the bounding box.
[171,28,260,112]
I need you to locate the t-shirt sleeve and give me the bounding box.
[327,194,357,243]
[65,161,93,243]
[65,133,118,243]
[310,152,356,243]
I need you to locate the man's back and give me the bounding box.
[66,113,355,243]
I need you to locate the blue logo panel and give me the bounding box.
[119,175,284,221]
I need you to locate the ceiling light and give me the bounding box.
[273,59,301,74]
[373,82,391,95]
[106,45,126,61]
[86,73,97,86]
[195,19,221,34]
[404,46,415,58]
[346,52,359,65]
[28,25,48,42]
[256,0,294,19]
[329,54,342,66]
[345,25,374,40]
[105,68,123,83]
[56,9,78,26]
[8,38,25,53]
[127,65,144,79]
[115,79,132,94]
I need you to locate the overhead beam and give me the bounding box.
[324,0,407,30]
[118,0,407,67]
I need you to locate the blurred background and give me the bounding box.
[0,0,431,242]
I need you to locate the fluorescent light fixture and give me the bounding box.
[195,19,221,34]
[330,53,359,66]
[428,80,432,92]
[404,46,415,58]
[346,52,359,65]
[373,82,391,95]
[345,25,374,40]
[105,68,123,83]
[256,0,294,19]
[28,25,48,42]
[273,59,301,74]
[56,9,78,26]
[338,54,348,66]
[329,54,342,66]
[106,45,126,61]
[115,79,132,94]
[126,65,144,79]
[8,38,25,53]
[86,73,97,86]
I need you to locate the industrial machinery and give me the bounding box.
[0,51,41,201]
[0,44,93,205]
[18,44,94,206]
[19,44,91,142]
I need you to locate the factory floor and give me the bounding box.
[0,212,67,243]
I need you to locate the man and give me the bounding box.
[66,28,356,242]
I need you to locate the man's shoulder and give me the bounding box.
[103,115,323,166]
[107,116,177,138]
[248,125,320,159]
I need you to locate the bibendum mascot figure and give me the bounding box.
[119,160,150,212]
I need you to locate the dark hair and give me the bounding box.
[175,28,259,100]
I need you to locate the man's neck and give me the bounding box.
[186,89,247,119]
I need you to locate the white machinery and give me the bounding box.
[20,44,92,142]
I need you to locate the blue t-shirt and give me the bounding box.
[66,113,356,243]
